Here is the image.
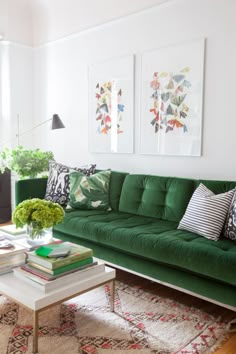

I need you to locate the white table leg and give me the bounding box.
[110,280,115,312]
[32,310,39,354]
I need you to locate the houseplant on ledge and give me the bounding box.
[0,146,54,179]
[12,198,65,245]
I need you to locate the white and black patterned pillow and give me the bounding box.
[44,161,96,206]
[178,183,235,241]
[224,192,236,240]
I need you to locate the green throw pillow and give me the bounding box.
[69,170,111,210]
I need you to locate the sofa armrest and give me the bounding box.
[15,178,48,205]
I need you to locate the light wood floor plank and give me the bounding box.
[213,333,236,353]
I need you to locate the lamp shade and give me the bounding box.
[51,114,65,130]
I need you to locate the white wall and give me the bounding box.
[0,42,33,149]
[9,43,34,148]
[0,41,33,210]
[0,0,33,149]
[33,0,236,180]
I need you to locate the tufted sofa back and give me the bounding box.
[119,174,195,222]
[14,171,236,222]
[119,174,236,222]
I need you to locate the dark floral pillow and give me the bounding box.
[44,161,96,206]
[224,192,236,240]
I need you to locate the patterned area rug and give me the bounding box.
[0,269,234,354]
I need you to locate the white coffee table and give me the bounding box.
[0,265,116,354]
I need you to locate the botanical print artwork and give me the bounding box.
[149,67,191,134]
[140,39,205,156]
[95,81,124,135]
[89,55,134,153]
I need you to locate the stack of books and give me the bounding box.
[13,242,104,292]
[0,241,26,275]
[0,224,26,237]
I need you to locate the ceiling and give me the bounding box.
[30,0,171,45]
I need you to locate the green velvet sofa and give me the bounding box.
[15,171,236,311]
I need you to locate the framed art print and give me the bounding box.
[140,38,205,156]
[89,55,134,153]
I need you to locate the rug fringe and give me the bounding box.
[227,318,236,332]
[208,315,235,353]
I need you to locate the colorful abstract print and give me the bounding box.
[149,67,191,133]
[95,81,124,135]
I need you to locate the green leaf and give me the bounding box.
[171,94,186,107]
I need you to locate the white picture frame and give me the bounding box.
[89,55,134,153]
[140,38,205,156]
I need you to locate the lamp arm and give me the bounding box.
[16,118,52,138]
[0,114,64,148]
[1,119,50,148]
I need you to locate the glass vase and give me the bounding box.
[26,221,53,246]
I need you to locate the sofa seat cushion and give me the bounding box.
[55,209,177,243]
[55,209,177,251]
[54,210,236,287]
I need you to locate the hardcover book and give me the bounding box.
[0,253,26,275]
[22,260,98,280]
[0,253,26,266]
[28,256,94,275]
[13,262,105,293]
[0,261,26,275]
[0,243,26,257]
[28,242,93,270]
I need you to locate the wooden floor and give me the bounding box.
[0,221,11,226]
[0,222,236,352]
[214,333,236,354]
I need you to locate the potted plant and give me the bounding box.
[12,198,65,245]
[0,146,54,179]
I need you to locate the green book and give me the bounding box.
[28,257,94,275]
[28,242,93,270]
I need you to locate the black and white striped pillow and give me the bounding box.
[178,183,235,241]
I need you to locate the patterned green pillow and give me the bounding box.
[69,170,111,210]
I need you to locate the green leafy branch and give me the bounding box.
[0,146,54,179]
